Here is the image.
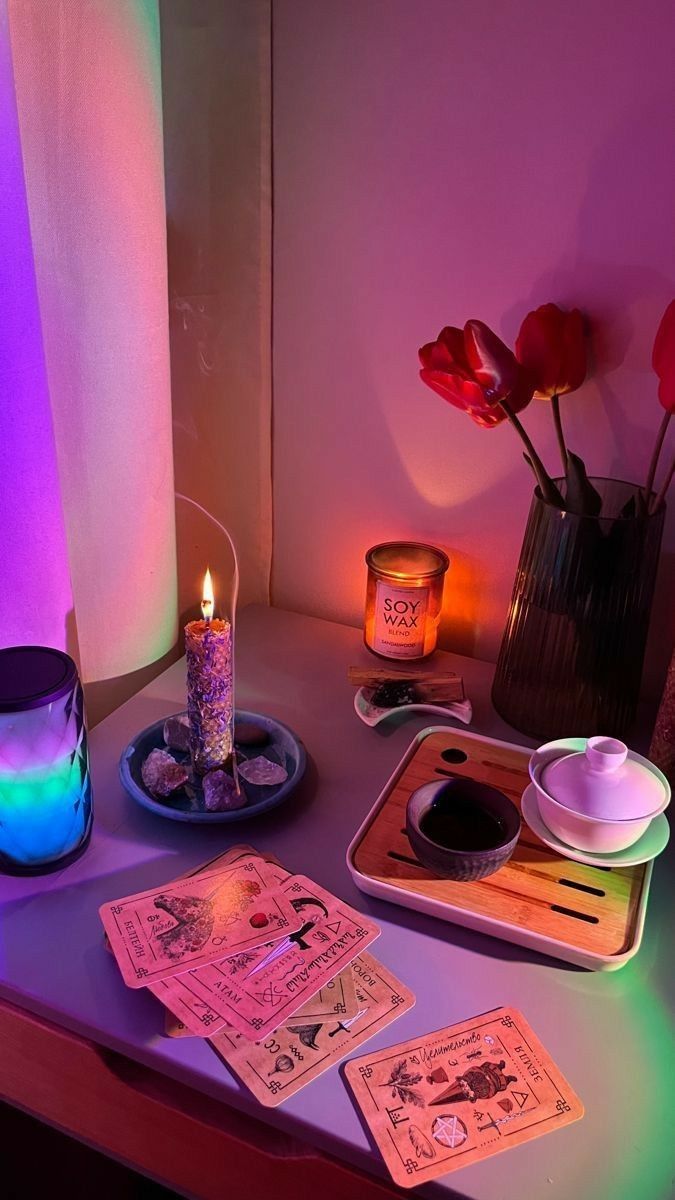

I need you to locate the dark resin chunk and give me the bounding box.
[371,681,418,708]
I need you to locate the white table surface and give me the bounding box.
[0,605,672,1200]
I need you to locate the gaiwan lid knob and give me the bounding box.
[584,736,628,773]
[541,736,666,821]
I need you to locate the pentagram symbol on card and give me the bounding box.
[431,1115,468,1149]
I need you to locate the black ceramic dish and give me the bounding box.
[406,777,521,881]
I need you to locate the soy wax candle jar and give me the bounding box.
[364,542,449,660]
[0,647,93,874]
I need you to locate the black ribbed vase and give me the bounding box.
[492,479,665,740]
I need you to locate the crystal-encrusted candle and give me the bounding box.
[185,569,234,774]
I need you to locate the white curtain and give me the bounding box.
[1,0,272,715]
[0,0,76,658]
[4,0,178,688]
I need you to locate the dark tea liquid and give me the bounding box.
[420,795,505,851]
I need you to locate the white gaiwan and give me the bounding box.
[529,736,670,853]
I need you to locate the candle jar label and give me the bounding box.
[373,582,428,658]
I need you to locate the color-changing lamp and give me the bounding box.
[0,647,93,874]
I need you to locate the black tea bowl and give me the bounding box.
[406,777,521,882]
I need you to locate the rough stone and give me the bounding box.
[141,748,189,797]
[237,756,288,786]
[163,713,192,753]
[202,769,247,812]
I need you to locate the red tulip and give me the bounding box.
[419,322,533,429]
[515,303,586,399]
[652,299,675,413]
[464,319,521,397]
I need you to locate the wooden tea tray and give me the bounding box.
[346,727,652,970]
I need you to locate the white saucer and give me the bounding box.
[521,783,670,868]
[354,687,473,728]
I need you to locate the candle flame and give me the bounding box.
[201,568,214,622]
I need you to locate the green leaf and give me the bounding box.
[619,489,648,519]
[564,451,602,516]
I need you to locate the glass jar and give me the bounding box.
[491,479,666,739]
[0,646,93,874]
[364,541,449,660]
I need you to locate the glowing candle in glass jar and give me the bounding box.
[364,542,449,660]
[185,568,234,774]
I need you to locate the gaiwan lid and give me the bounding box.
[541,737,667,821]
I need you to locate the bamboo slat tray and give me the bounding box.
[346,727,652,970]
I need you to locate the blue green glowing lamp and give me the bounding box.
[0,647,93,874]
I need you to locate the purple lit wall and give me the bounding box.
[272,0,675,696]
[0,0,75,653]
[7,0,177,683]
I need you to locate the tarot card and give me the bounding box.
[155,976,227,1036]
[162,964,361,1039]
[100,857,299,988]
[149,846,290,1038]
[344,1006,583,1189]
[195,845,288,878]
[186,874,380,1039]
[103,845,281,958]
[282,962,360,1022]
[209,952,414,1105]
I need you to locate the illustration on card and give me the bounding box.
[408,1124,435,1159]
[380,1060,425,1107]
[431,1115,468,1149]
[153,877,268,961]
[429,1061,518,1106]
[287,1023,323,1049]
[328,1009,368,1038]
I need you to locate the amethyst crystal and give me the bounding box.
[141,749,189,797]
[203,769,247,812]
[237,756,288,786]
[163,713,191,753]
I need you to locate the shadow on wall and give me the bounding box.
[62,603,180,729]
[501,88,675,701]
[81,492,242,728]
[272,268,537,663]
[84,643,181,729]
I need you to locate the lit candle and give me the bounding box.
[185,568,234,774]
[364,541,449,660]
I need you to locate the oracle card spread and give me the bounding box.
[163,964,360,1038]
[183,873,381,1039]
[344,1006,583,1188]
[210,951,415,1105]
[100,856,298,988]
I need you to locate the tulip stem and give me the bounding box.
[643,410,671,508]
[652,449,674,515]
[499,401,564,507]
[551,394,568,471]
